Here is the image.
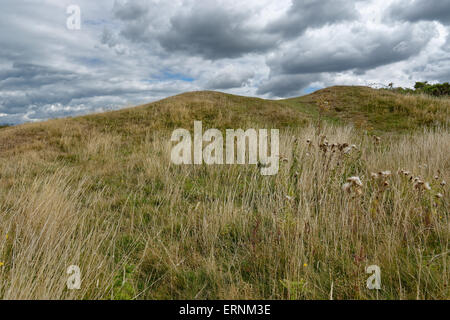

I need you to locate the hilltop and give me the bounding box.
[76,85,450,133]
[0,86,448,156]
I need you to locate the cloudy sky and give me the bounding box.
[0,0,449,124]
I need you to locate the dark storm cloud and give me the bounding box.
[0,63,78,90]
[0,63,97,110]
[0,61,189,123]
[206,70,254,89]
[257,21,437,97]
[388,0,450,25]
[266,0,359,38]
[116,0,359,60]
[257,73,321,97]
[157,6,276,60]
[268,24,434,76]
[113,0,149,21]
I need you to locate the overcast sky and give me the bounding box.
[0,0,449,124]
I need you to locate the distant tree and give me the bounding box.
[414,81,428,90]
[387,81,449,97]
[414,81,450,97]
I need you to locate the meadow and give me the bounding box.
[0,86,448,299]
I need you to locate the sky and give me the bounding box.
[0,0,449,124]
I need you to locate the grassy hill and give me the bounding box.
[284,86,449,132]
[0,86,448,299]
[1,86,448,156]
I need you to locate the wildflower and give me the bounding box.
[436,193,443,199]
[441,180,447,186]
[285,195,294,201]
[338,143,349,151]
[370,172,379,179]
[379,171,391,177]
[399,169,411,177]
[342,182,352,193]
[343,176,363,195]
[343,146,352,154]
[434,176,439,180]
[347,176,363,187]
[343,145,358,154]
[0,262,4,267]
[303,263,308,267]
[413,180,424,189]
[414,180,431,191]
[319,143,329,152]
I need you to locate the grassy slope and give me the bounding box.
[0,86,448,299]
[283,86,449,133]
[74,85,450,135]
[1,86,448,154]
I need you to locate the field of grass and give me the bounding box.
[0,86,448,299]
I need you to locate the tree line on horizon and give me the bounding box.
[391,81,450,97]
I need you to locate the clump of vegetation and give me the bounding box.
[392,81,450,97]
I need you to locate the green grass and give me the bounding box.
[283,86,449,134]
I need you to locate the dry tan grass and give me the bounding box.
[0,168,132,299]
[0,88,448,300]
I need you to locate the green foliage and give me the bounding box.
[393,81,450,97]
[416,82,450,96]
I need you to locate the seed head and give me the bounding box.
[347,176,363,187]
[343,146,352,154]
[342,182,352,193]
[379,171,391,177]
[370,172,379,179]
